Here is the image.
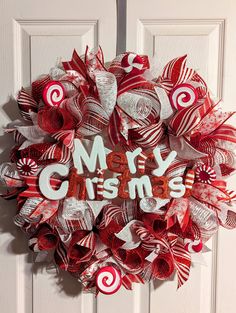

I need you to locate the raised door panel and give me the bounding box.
[0,1,116,313]
[127,1,236,312]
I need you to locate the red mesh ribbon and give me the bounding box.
[38,108,76,133]
[11,143,53,163]
[165,198,190,232]
[11,142,68,165]
[99,220,124,249]
[19,176,62,198]
[152,252,174,280]
[113,247,148,273]
[17,88,38,121]
[32,75,51,103]
[68,231,96,263]
[156,55,207,98]
[142,213,167,237]
[122,273,144,290]
[29,224,59,251]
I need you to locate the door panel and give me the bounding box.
[127,1,236,313]
[133,19,224,98]
[0,1,116,313]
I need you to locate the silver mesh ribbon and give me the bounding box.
[189,197,218,242]
[117,92,153,120]
[95,71,117,117]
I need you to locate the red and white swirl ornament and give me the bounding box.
[16,158,38,176]
[195,165,216,184]
[170,83,198,110]
[184,238,203,253]
[42,81,65,107]
[96,266,122,295]
[121,53,144,75]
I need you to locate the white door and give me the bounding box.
[1,1,236,313]
[0,1,116,313]
[126,1,236,313]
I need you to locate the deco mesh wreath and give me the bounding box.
[1,47,236,295]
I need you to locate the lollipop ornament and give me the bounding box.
[96,266,122,295]
[170,83,198,110]
[42,81,65,107]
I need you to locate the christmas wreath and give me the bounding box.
[1,47,236,295]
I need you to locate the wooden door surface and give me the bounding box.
[126,1,236,313]
[0,1,116,312]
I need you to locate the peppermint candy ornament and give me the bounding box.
[96,266,122,295]
[16,158,38,176]
[42,81,65,107]
[170,83,198,110]
[195,165,216,184]
[184,238,203,253]
[121,53,144,75]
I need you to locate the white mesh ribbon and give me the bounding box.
[140,197,170,213]
[62,198,93,229]
[62,198,110,231]
[117,92,153,120]
[154,86,174,120]
[95,71,117,117]
[189,197,218,242]
[169,134,208,160]
[115,220,143,250]
[0,162,20,181]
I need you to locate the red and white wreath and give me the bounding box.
[1,47,236,295]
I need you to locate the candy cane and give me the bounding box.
[16,158,38,176]
[170,83,198,110]
[97,169,104,200]
[137,152,148,174]
[96,266,122,295]
[184,238,203,253]
[42,81,65,107]
[184,169,195,192]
